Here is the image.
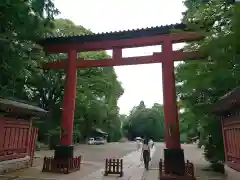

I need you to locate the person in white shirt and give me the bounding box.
[141,138,151,170]
[136,137,142,150]
[149,139,154,148]
[136,139,141,150]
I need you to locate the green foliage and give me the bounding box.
[178,0,240,165]
[0,1,124,145]
[0,0,58,98]
[123,101,164,141]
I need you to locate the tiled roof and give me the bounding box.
[37,23,187,46]
[213,87,240,113]
[0,98,48,117]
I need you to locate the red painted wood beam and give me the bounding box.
[42,51,202,69]
[113,48,122,62]
[43,55,159,69]
[44,32,202,52]
[60,50,77,146]
[162,39,180,149]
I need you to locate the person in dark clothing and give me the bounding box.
[141,138,151,170]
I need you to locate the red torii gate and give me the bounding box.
[38,23,202,177]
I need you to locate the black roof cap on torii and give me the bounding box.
[37,23,187,46]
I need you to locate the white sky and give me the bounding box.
[54,0,186,115]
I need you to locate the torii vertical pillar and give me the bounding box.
[54,50,77,160]
[162,38,185,175]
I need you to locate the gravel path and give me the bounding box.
[4,142,137,180]
[36,142,137,164]
[2,142,227,180]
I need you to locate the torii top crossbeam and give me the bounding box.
[38,23,202,69]
[38,23,201,52]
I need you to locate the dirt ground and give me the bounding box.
[3,142,137,180]
[144,143,226,180]
[1,142,227,180]
[36,142,137,163]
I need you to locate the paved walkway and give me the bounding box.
[78,146,156,180]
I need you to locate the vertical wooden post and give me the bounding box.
[113,48,122,62]
[221,119,226,158]
[237,128,240,158]
[29,128,38,167]
[120,159,123,176]
[161,37,185,176]
[161,38,180,149]
[0,117,5,151]
[60,50,77,145]
[26,119,33,154]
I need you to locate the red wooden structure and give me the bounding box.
[214,87,240,172]
[42,156,81,174]
[0,98,47,166]
[37,23,203,177]
[159,159,195,180]
[104,158,123,177]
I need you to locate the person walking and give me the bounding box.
[141,138,151,170]
[149,139,154,148]
[136,137,142,151]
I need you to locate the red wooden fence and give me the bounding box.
[42,156,81,174]
[0,117,32,161]
[222,115,240,171]
[159,159,195,180]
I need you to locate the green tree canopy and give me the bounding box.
[123,101,164,141]
[0,0,58,98]
[0,5,125,147]
[177,0,240,166]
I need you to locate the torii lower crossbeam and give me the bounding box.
[43,51,202,69]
